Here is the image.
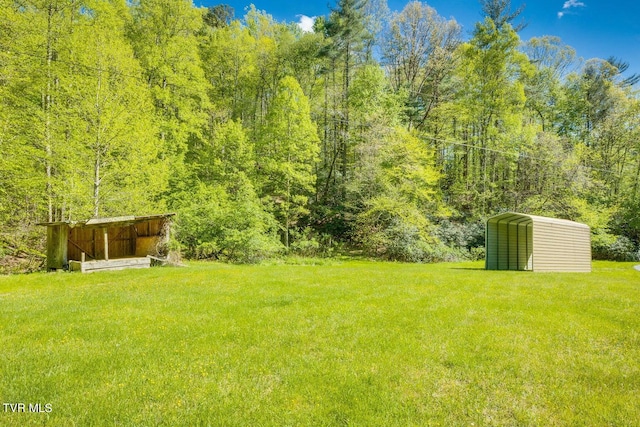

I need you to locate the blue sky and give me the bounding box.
[197,0,640,77]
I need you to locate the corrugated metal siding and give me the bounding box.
[486,222,498,269]
[516,222,533,270]
[486,212,591,272]
[486,217,533,271]
[532,224,591,272]
[497,221,509,269]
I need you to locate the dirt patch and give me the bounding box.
[0,255,45,274]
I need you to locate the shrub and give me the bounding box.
[607,236,639,262]
[433,220,485,250]
[355,197,437,262]
[469,246,486,261]
[431,220,485,261]
[173,180,283,263]
[593,235,639,261]
[289,227,321,257]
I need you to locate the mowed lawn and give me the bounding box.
[1,261,639,426]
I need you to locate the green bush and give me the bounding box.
[289,227,321,257]
[607,236,639,261]
[469,246,486,261]
[172,180,283,263]
[433,220,484,249]
[432,219,485,260]
[593,235,639,261]
[355,197,437,262]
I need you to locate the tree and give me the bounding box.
[354,127,441,261]
[524,36,576,79]
[203,4,234,29]
[318,0,370,202]
[0,0,81,223]
[199,20,256,121]
[382,1,461,130]
[606,56,640,88]
[362,0,390,60]
[192,119,253,184]
[173,180,281,262]
[444,17,533,215]
[0,0,163,222]
[480,0,526,32]
[257,76,320,248]
[523,36,576,131]
[127,0,210,194]
[66,0,166,217]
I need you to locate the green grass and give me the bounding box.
[1,260,639,426]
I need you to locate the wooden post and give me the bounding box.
[81,252,85,263]
[103,228,109,261]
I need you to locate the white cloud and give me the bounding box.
[563,0,586,8]
[297,15,316,33]
[558,0,586,18]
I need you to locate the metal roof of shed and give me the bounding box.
[38,213,175,228]
[487,212,590,229]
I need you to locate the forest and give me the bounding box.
[1,0,639,271]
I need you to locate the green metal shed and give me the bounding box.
[486,212,591,272]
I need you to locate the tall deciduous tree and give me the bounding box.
[382,1,461,130]
[257,76,320,247]
[523,36,576,131]
[199,20,256,121]
[354,127,441,261]
[445,17,533,215]
[319,0,370,202]
[127,0,210,193]
[66,0,165,217]
[0,0,79,223]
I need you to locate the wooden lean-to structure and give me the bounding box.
[39,213,174,273]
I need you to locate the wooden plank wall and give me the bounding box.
[66,218,169,262]
[68,225,136,261]
[135,218,166,237]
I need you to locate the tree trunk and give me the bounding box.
[93,59,103,218]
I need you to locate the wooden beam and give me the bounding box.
[68,238,95,259]
[69,257,151,273]
[103,228,109,261]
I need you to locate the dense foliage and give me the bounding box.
[1,0,639,268]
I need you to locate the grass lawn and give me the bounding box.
[1,260,639,426]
